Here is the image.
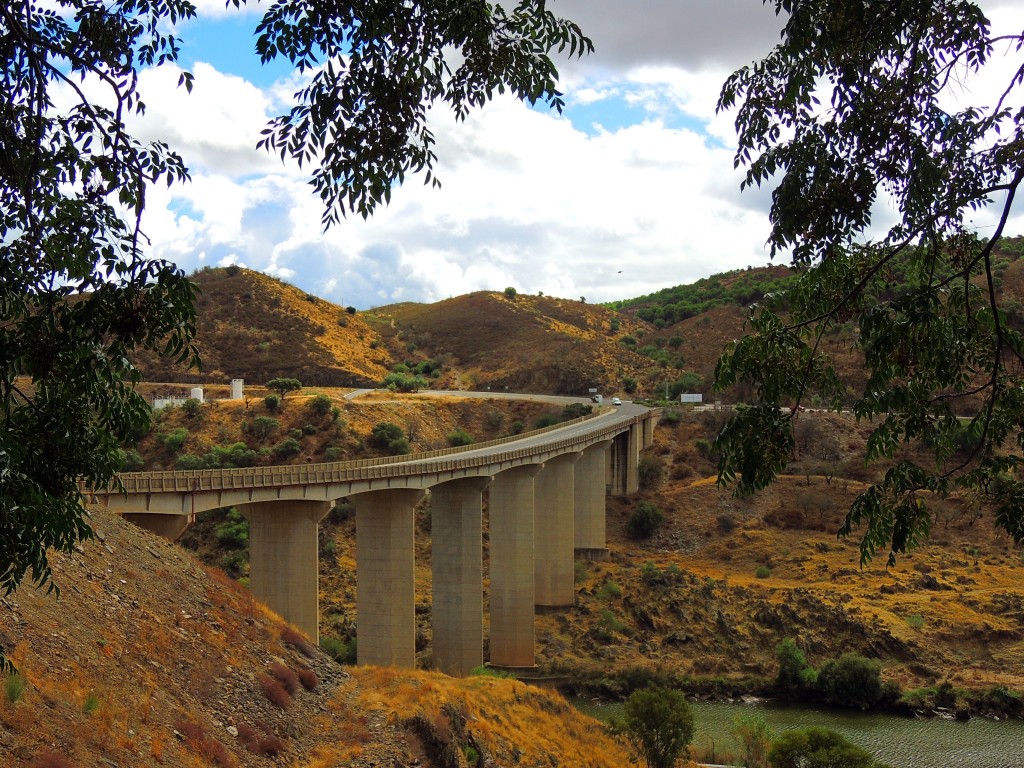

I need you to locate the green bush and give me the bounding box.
[215,508,249,548]
[302,424,317,436]
[381,372,428,392]
[181,397,202,419]
[387,437,411,455]
[534,414,559,429]
[596,580,622,601]
[616,687,694,768]
[817,653,884,710]
[272,437,302,459]
[733,714,773,768]
[561,402,593,420]
[627,501,663,540]
[447,429,474,447]
[308,394,333,418]
[768,726,880,768]
[4,672,26,704]
[369,422,404,450]
[324,447,343,461]
[264,393,281,412]
[251,416,280,441]
[320,636,357,665]
[504,286,517,299]
[622,375,637,393]
[755,565,771,579]
[118,448,145,472]
[637,455,664,490]
[775,638,812,697]
[510,420,524,435]
[162,427,188,454]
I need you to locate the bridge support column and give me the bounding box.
[534,453,580,608]
[351,488,424,669]
[642,413,656,448]
[574,441,611,560]
[489,464,541,668]
[240,500,332,643]
[431,476,490,676]
[609,425,641,496]
[123,513,190,542]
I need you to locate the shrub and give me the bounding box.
[260,674,291,708]
[775,638,811,697]
[4,672,25,703]
[510,420,524,435]
[637,455,664,490]
[596,580,622,601]
[288,427,304,440]
[118,448,145,472]
[755,565,771,579]
[817,653,884,709]
[627,501,663,540]
[272,437,302,459]
[181,397,202,419]
[269,662,300,695]
[369,422,404,449]
[561,402,593,420]
[534,414,559,429]
[622,375,637,393]
[174,719,234,766]
[324,446,343,461]
[470,665,513,679]
[162,427,188,453]
[504,286,517,299]
[215,508,248,548]
[388,437,411,455]
[659,408,681,425]
[297,667,319,691]
[732,714,773,768]
[320,635,357,665]
[381,372,428,392]
[264,393,281,412]
[447,429,474,447]
[237,723,286,756]
[281,625,316,658]
[768,727,879,768]
[308,394,333,418]
[717,514,736,534]
[616,686,694,768]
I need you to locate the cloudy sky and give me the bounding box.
[126,1,1024,309]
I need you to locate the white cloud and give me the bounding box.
[129,2,1024,311]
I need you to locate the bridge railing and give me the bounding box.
[89,408,648,496]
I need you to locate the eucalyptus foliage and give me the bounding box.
[253,0,592,224]
[1,0,200,617]
[714,0,1024,564]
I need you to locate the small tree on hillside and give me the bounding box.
[769,727,879,768]
[616,686,694,768]
[266,378,303,398]
[627,501,663,540]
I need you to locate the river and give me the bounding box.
[571,699,1024,767]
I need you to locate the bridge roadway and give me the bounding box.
[89,397,656,675]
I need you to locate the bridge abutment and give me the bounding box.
[240,499,331,643]
[534,453,580,608]
[488,464,541,668]
[351,488,424,668]
[431,476,490,676]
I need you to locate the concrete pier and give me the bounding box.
[431,476,489,676]
[240,500,332,643]
[534,453,579,608]
[574,440,611,559]
[488,464,541,668]
[352,488,424,668]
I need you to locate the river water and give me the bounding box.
[571,699,1024,767]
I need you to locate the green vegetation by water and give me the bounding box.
[573,699,1024,768]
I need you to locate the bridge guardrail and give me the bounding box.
[87,407,647,497]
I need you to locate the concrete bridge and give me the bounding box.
[89,398,657,675]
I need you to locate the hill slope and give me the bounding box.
[0,508,633,767]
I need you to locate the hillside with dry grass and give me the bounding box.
[0,507,636,768]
